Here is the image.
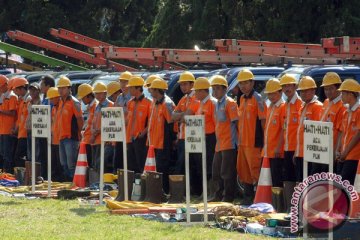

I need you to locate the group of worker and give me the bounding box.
[0,69,359,206]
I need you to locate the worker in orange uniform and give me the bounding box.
[148,79,176,193]
[56,76,84,181]
[172,71,200,175]
[190,77,217,196]
[92,82,114,174]
[262,79,285,187]
[294,76,323,182]
[0,75,18,173]
[46,87,64,182]
[279,74,303,211]
[114,71,133,171]
[315,72,346,174]
[126,76,152,173]
[77,83,97,168]
[237,69,266,204]
[12,77,29,168]
[336,79,360,185]
[107,81,122,103]
[210,75,238,202]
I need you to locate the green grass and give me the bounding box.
[0,195,272,240]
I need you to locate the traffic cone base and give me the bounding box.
[73,142,88,188]
[144,145,156,172]
[254,157,272,204]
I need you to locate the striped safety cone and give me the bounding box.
[144,145,156,172]
[350,160,360,218]
[73,142,88,188]
[254,157,272,204]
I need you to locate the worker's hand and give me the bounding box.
[138,130,146,139]
[292,155,296,165]
[90,135,95,144]
[274,147,281,159]
[11,127,17,135]
[339,150,348,162]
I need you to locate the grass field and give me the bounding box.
[0,195,273,240]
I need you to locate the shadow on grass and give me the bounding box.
[70,207,96,217]
[0,200,23,206]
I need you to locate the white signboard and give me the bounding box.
[31,105,51,138]
[304,120,333,164]
[101,107,124,142]
[185,115,204,153]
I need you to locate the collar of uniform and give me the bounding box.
[349,100,360,112]
[218,95,226,104]
[20,93,29,101]
[156,96,165,105]
[243,89,255,99]
[89,98,97,108]
[100,98,111,107]
[289,92,300,104]
[3,90,12,99]
[309,95,318,104]
[202,94,210,104]
[134,94,145,102]
[331,94,342,104]
[273,98,285,107]
[188,90,195,98]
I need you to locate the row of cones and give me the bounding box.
[73,142,157,188]
[74,143,360,217]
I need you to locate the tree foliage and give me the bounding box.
[1,0,360,50]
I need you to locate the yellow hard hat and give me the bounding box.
[119,71,132,81]
[11,77,28,89]
[149,78,168,90]
[194,77,210,90]
[264,78,282,94]
[77,84,93,99]
[321,72,342,87]
[280,74,297,85]
[211,75,228,87]
[57,76,71,88]
[338,79,360,92]
[178,71,195,83]
[297,76,317,90]
[237,69,254,82]
[107,81,121,97]
[127,76,145,87]
[46,87,60,99]
[144,75,159,88]
[93,82,107,93]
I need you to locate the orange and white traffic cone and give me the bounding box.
[254,157,272,204]
[73,142,88,188]
[350,160,360,218]
[144,145,156,172]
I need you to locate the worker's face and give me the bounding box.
[341,91,356,104]
[58,87,70,98]
[82,95,91,105]
[120,80,128,90]
[179,82,193,94]
[195,89,208,101]
[95,92,107,102]
[14,86,27,97]
[299,88,316,103]
[150,89,160,99]
[212,85,227,100]
[110,90,121,101]
[0,83,8,93]
[50,96,60,106]
[324,85,339,101]
[238,80,254,96]
[129,86,137,96]
[281,84,297,99]
[29,87,40,99]
[40,80,49,94]
[267,91,282,105]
